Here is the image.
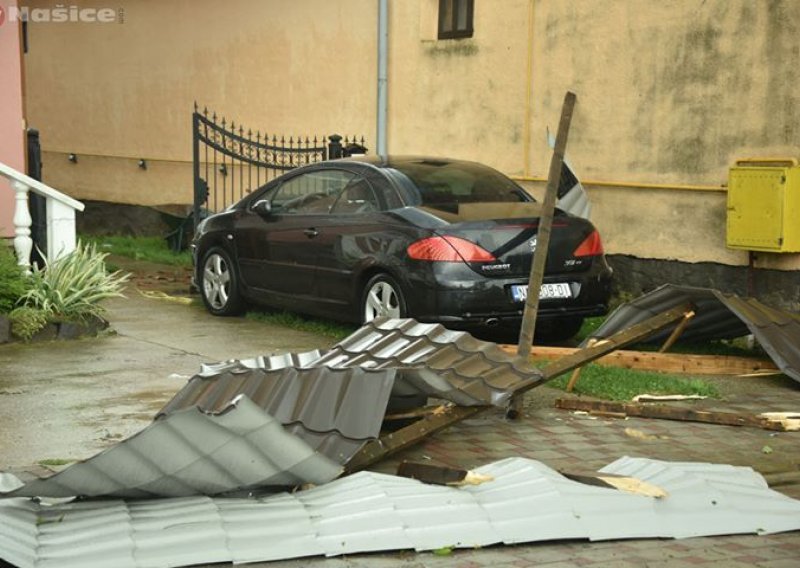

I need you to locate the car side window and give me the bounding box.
[270,170,356,214]
[330,178,379,214]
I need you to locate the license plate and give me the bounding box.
[511,283,572,302]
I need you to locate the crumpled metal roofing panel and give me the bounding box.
[158,366,395,439]
[586,284,800,382]
[1,397,342,499]
[169,318,542,409]
[310,318,541,406]
[3,457,799,568]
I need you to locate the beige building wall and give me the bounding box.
[23,0,800,271]
[25,0,377,205]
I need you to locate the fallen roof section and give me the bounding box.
[305,318,542,406]
[1,396,343,499]
[172,318,544,409]
[2,456,799,568]
[586,284,800,383]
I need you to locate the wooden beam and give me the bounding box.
[511,92,577,417]
[344,405,484,474]
[535,305,693,383]
[347,304,694,473]
[658,310,695,353]
[555,398,794,432]
[517,91,577,357]
[498,344,778,376]
[565,338,598,392]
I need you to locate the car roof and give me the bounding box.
[338,155,486,170]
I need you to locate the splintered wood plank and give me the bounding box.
[344,405,484,474]
[555,398,793,431]
[499,345,779,376]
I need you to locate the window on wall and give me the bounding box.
[438,0,474,39]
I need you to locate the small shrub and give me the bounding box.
[0,245,27,314]
[20,241,130,320]
[8,306,49,340]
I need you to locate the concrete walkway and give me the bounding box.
[0,290,333,467]
[1,287,799,567]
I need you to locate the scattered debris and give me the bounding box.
[397,462,494,486]
[138,290,194,304]
[556,398,799,432]
[2,457,799,568]
[502,345,780,376]
[759,412,800,432]
[632,394,708,402]
[584,284,800,384]
[561,470,667,498]
[625,427,667,441]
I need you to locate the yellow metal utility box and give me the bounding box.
[727,159,800,252]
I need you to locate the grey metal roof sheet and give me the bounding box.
[309,318,542,406]
[2,456,799,568]
[158,366,395,439]
[167,318,543,412]
[586,284,800,382]
[1,396,342,499]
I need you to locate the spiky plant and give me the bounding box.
[20,241,130,320]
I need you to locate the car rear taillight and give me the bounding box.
[573,230,604,257]
[407,236,496,262]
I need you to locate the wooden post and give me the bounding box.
[565,338,598,392]
[510,91,577,417]
[658,310,695,353]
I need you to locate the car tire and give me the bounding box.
[535,316,585,343]
[361,273,407,323]
[199,246,244,316]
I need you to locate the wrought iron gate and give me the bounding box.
[192,104,366,228]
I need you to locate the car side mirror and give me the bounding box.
[252,199,272,216]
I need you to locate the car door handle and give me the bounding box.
[303,228,319,238]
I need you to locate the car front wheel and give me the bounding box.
[361,273,406,323]
[200,247,244,316]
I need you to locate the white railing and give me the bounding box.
[0,161,84,273]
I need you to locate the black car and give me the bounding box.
[192,156,612,341]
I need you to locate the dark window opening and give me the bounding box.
[438,0,474,40]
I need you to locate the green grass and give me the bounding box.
[547,364,720,401]
[245,310,356,341]
[81,235,192,267]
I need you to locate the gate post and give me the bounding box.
[328,134,343,160]
[192,106,202,230]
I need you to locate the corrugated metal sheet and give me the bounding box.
[2,456,799,568]
[168,318,542,411]
[1,396,343,499]
[586,284,800,382]
[310,318,542,406]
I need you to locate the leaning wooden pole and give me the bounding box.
[509,91,577,416]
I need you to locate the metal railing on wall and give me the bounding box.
[192,104,366,229]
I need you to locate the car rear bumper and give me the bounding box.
[403,257,612,331]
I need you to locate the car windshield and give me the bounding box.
[389,159,529,212]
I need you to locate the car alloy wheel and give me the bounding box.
[362,274,406,322]
[200,247,243,316]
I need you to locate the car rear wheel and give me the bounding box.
[200,247,244,316]
[361,274,406,323]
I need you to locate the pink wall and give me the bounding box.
[0,1,26,237]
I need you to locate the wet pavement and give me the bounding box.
[0,289,332,467]
[1,283,799,567]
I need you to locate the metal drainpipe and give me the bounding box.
[377,0,388,157]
